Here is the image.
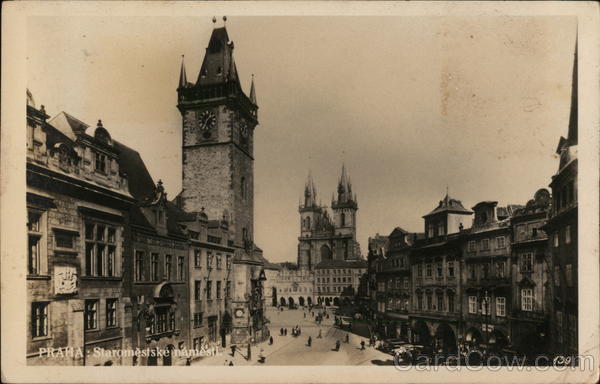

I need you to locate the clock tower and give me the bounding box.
[177,21,264,344]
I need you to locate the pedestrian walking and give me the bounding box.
[304,312,306,318]
[335,340,341,351]
[224,360,229,366]
[307,336,312,347]
[317,329,322,339]
[269,336,274,345]
[360,340,366,350]
[345,333,349,343]
[280,328,283,336]
[284,328,287,336]
[229,361,234,366]
[230,345,236,357]
[247,343,252,361]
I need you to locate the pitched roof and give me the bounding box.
[113,140,155,201]
[389,227,409,237]
[196,27,239,87]
[424,194,472,217]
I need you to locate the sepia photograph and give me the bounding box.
[1,1,599,383]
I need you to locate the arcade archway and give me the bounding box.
[325,297,331,306]
[288,297,295,308]
[307,297,313,306]
[434,323,457,354]
[299,297,305,306]
[411,320,431,346]
[280,297,286,306]
[488,329,509,351]
[333,297,340,306]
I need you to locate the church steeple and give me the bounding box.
[567,36,578,146]
[304,171,317,207]
[336,164,354,204]
[249,74,257,105]
[178,55,188,89]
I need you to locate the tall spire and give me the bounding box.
[304,170,317,207]
[178,55,187,88]
[567,32,578,145]
[338,163,351,202]
[249,74,257,105]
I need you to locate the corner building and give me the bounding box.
[176,24,267,345]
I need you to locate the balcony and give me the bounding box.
[513,309,547,322]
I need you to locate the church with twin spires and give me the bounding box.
[297,165,363,271]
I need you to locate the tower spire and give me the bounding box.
[178,55,187,88]
[249,74,257,105]
[567,31,578,145]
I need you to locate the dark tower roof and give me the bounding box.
[423,193,472,218]
[196,27,239,87]
[567,37,578,146]
[249,74,257,105]
[178,55,188,89]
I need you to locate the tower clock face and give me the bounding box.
[198,110,217,137]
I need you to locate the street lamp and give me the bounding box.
[481,290,490,352]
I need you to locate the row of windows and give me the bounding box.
[85,222,118,277]
[193,249,232,270]
[468,236,506,252]
[385,297,410,312]
[427,222,446,238]
[280,286,310,293]
[193,280,231,301]
[554,180,576,213]
[84,298,119,331]
[467,261,507,280]
[134,251,185,282]
[416,260,456,278]
[553,225,573,248]
[315,268,364,275]
[384,277,410,290]
[317,277,354,284]
[467,296,508,316]
[416,292,457,313]
[28,213,123,278]
[317,286,345,293]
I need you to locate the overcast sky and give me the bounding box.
[27,16,577,263]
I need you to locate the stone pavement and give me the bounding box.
[191,307,394,366]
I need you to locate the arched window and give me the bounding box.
[305,217,311,230]
[241,177,247,200]
[341,212,346,227]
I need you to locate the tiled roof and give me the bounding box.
[113,140,156,202]
[424,194,472,217]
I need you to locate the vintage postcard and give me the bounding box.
[1,1,599,383]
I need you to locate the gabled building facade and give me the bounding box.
[27,95,135,366]
[409,194,472,355]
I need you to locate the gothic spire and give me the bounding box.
[249,74,257,105]
[178,55,187,88]
[567,33,578,146]
[304,170,317,207]
[337,163,351,202]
